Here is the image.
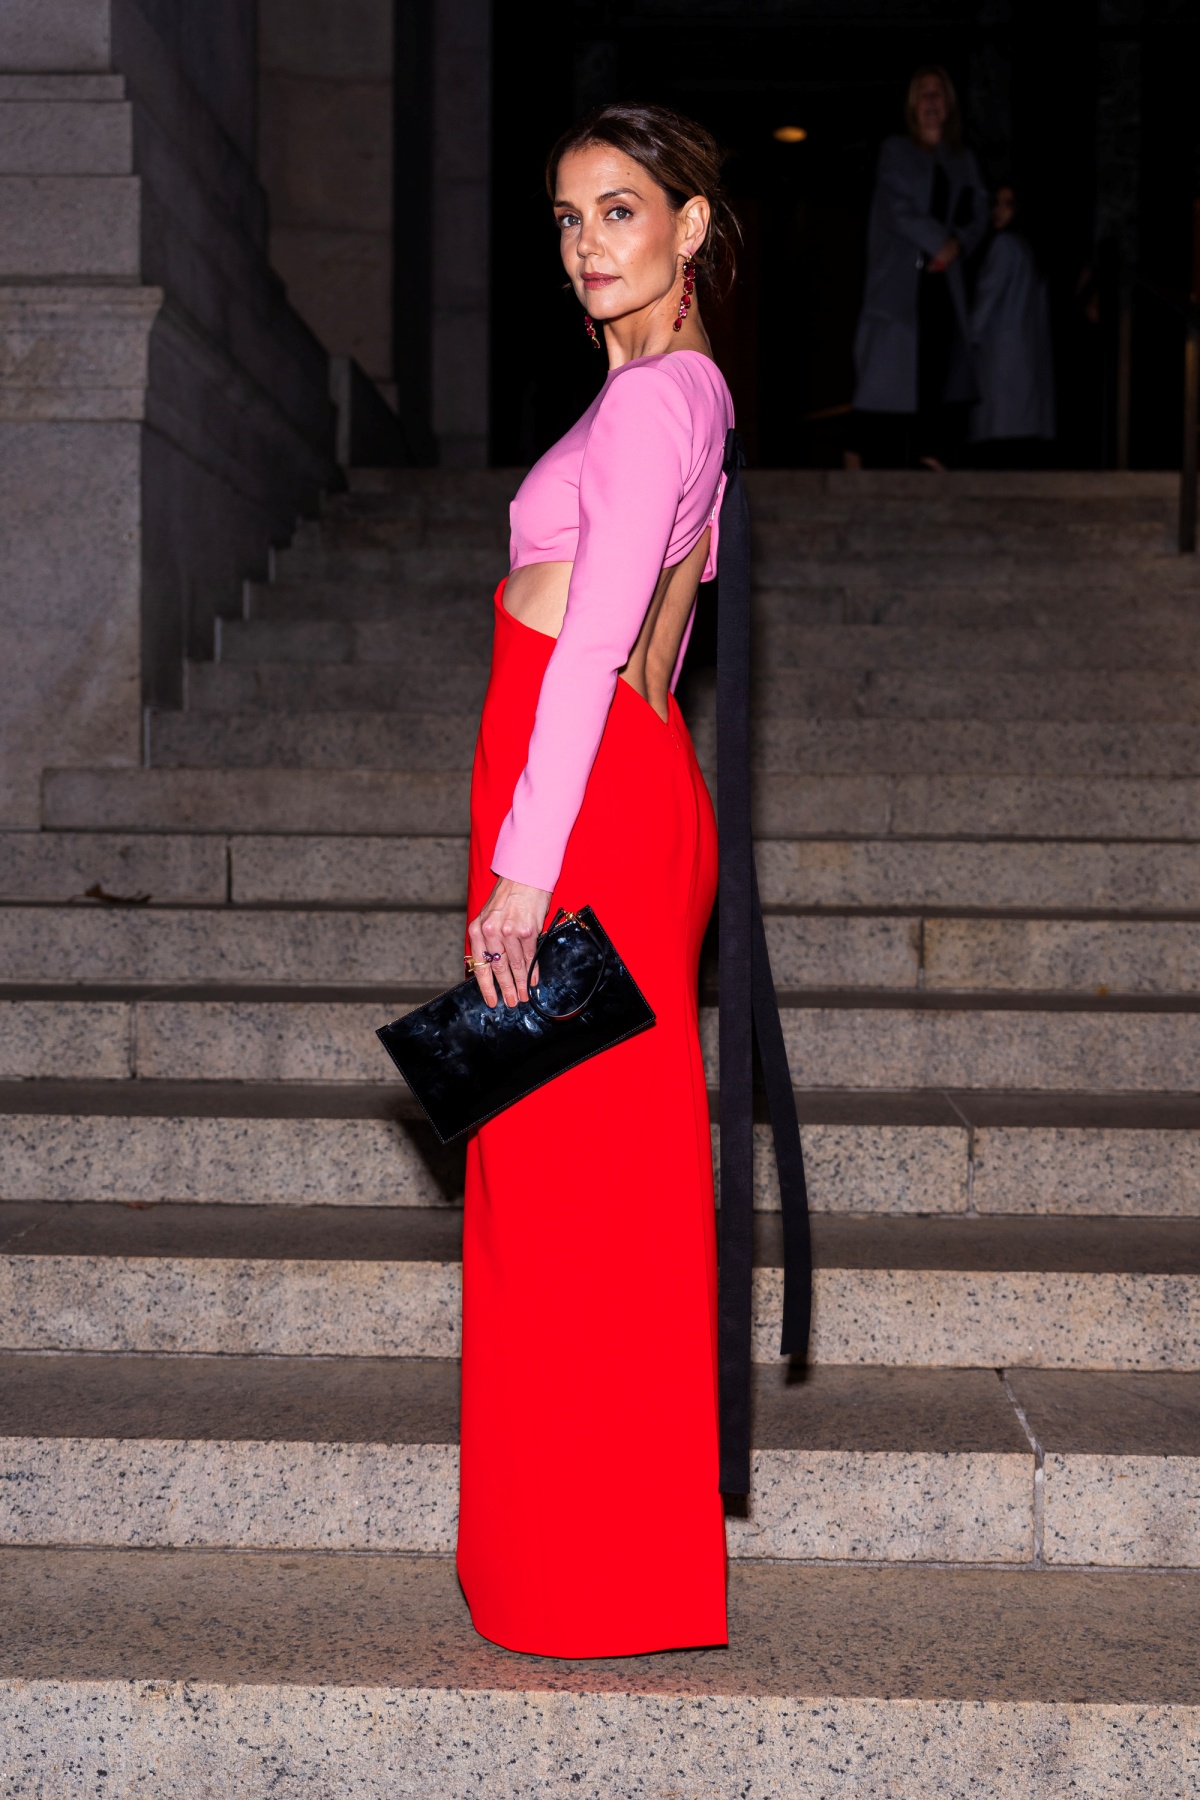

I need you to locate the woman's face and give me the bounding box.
[914,76,948,146]
[992,186,1016,231]
[553,143,706,326]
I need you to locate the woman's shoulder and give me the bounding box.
[604,351,732,428]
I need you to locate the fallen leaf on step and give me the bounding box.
[83,883,152,905]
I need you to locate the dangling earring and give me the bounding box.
[584,314,602,350]
[673,257,697,332]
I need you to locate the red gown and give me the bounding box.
[457,584,726,1657]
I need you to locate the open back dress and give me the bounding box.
[458,349,734,1658]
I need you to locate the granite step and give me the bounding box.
[8,983,1200,1089]
[746,622,1200,673]
[12,829,1196,913]
[778,586,1200,632]
[152,711,1200,785]
[187,658,491,713]
[150,708,483,769]
[0,904,968,991]
[42,767,475,835]
[0,95,133,177]
[747,545,1189,581]
[749,521,1173,558]
[1,1203,1196,1367]
[746,562,1198,614]
[245,579,504,622]
[0,831,468,906]
[758,837,1200,909]
[215,617,494,668]
[152,710,1200,778]
[0,831,230,903]
[340,462,524,510]
[6,1097,1200,1220]
[0,904,467,987]
[6,1355,1199,1568]
[3,1549,1196,1798]
[696,717,1200,779]
[300,514,510,552]
[271,542,506,589]
[41,766,1200,838]
[11,914,1200,1000]
[3,828,1172,912]
[743,669,1200,724]
[0,1355,1061,1565]
[4,1355,1195,1570]
[775,1003,1200,1095]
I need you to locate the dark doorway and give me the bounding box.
[490,2,1200,471]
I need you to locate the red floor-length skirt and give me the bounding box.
[457,584,726,1657]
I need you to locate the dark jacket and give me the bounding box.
[968,231,1056,442]
[853,134,988,413]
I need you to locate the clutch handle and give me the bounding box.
[527,907,608,1023]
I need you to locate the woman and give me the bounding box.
[458,103,738,1658]
[849,65,988,469]
[968,185,1056,462]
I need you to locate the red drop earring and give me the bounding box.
[673,257,697,332]
[584,314,602,350]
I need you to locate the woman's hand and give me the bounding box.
[930,234,960,271]
[468,878,553,1008]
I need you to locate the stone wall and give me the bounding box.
[258,0,397,406]
[431,0,491,467]
[0,0,336,828]
[256,0,493,467]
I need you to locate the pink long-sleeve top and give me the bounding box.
[492,349,734,892]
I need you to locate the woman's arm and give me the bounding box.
[952,152,990,260]
[971,232,1017,342]
[873,139,951,261]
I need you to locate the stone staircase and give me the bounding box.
[2,468,1199,1794]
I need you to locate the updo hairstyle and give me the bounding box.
[545,101,739,296]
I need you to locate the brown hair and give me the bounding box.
[546,102,739,296]
[905,65,962,150]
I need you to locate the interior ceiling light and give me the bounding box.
[773,126,808,143]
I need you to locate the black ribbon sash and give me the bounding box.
[715,427,812,1496]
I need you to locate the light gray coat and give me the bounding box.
[853,134,988,413]
[968,231,1056,442]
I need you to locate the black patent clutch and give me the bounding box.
[376,905,655,1143]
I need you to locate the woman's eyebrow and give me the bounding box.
[553,187,642,206]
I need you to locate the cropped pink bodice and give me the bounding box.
[492,350,734,892]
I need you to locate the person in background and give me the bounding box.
[848,65,988,470]
[968,185,1056,463]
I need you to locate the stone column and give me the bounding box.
[0,0,336,829]
[431,0,491,467]
[0,285,153,826]
[258,0,397,407]
[0,11,147,826]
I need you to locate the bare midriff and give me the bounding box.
[503,526,710,725]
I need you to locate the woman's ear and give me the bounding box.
[679,194,711,261]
